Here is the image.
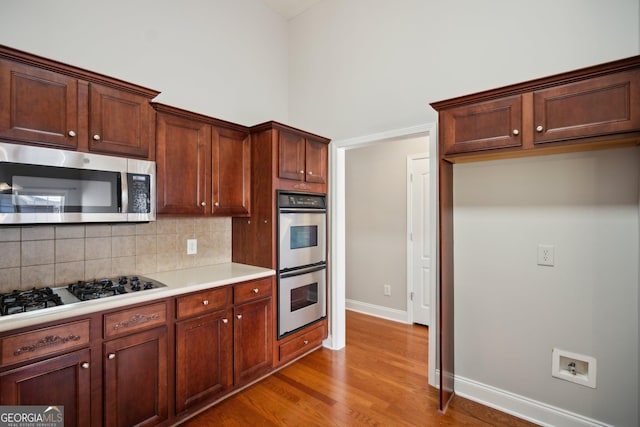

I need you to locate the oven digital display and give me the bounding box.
[290,225,318,249]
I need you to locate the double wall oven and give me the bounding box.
[277,191,327,338]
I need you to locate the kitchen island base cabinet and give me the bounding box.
[103,327,168,427]
[0,349,91,427]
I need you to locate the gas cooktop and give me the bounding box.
[0,275,166,317]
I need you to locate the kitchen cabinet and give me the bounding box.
[103,303,168,427]
[154,103,251,217]
[438,61,640,159]
[175,288,233,413]
[0,46,159,159]
[278,127,328,187]
[232,278,274,385]
[0,319,92,427]
[430,54,640,413]
[276,321,326,365]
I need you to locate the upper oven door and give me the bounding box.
[278,210,326,271]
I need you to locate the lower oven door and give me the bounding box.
[278,264,326,338]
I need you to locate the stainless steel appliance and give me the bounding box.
[0,142,155,224]
[277,191,327,338]
[0,275,166,316]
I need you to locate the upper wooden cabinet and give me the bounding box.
[434,56,640,160]
[0,45,159,159]
[154,103,251,217]
[278,128,328,186]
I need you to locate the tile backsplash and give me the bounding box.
[0,218,231,293]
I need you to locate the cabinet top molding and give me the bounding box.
[250,121,332,143]
[430,55,640,111]
[0,44,160,98]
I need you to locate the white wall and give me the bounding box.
[454,147,639,426]
[289,0,640,425]
[288,0,639,141]
[345,135,426,313]
[0,0,289,126]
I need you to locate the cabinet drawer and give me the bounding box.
[176,287,231,320]
[234,277,273,304]
[1,320,90,367]
[104,302,167,339]
[278,322,325,364]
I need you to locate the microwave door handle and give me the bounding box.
[120,172,127,213]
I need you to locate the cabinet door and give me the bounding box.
[278,129,306,181]
[0,349,91,427]
[156,113,210,215]
[0,58,79,148]
[233,298,273,385]
[305,138,328,184]
[103,327,168,427]
[211,127,251,216]
[533,69,640,144]
[88,83,154,158]
[175,310,232,413]
[440,95,523,155]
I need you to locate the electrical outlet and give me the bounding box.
[187,239,197,255]
[537,244,555,266]
[383,284,391,296]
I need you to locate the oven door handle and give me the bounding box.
[279,208,327,214]
[280,263,326,278]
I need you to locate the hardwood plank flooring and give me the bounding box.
[180,311,538,426]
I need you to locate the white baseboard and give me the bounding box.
[455,375,615,427]
[345,299,409,323]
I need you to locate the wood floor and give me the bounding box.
[180,311,538,426]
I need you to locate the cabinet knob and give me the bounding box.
[308,171,313,176]
[201,202,206,207]
[303,340,309,345]
[512,129,519,136]
[68,130,76,137]
[252,288,259,294]
[214,202,219,207]
[93,134,101,141]
[203,300,209,305]
[222,318,228,324]
[81,362,90,369]
[107,353,115,360]
[237,314,242,320]
[299,170,305,174]
[536,125,544,133]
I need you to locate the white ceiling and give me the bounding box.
[259,0,323,20]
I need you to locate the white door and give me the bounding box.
[409,156,430,325]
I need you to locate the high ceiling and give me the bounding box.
[259,0,323,20]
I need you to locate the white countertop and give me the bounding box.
[0,263,275,333]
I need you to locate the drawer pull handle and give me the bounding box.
[536,125,544,133]
[68,130,76,137]
[222,318,228,324]
[81,362,90,369]
[252,288,259,294]
[303,340,309,345]
[203,300,209,305]
[107,353,116,360]
[237,314,242,320]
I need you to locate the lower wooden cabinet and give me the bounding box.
[0,348,91,427]
[103,327,168,427]
[276,321,326,366]
[175,310,232,413]
[234,297,273,385]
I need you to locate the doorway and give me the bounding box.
[327,123,438,388]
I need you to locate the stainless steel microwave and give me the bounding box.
[0,142,155,225]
